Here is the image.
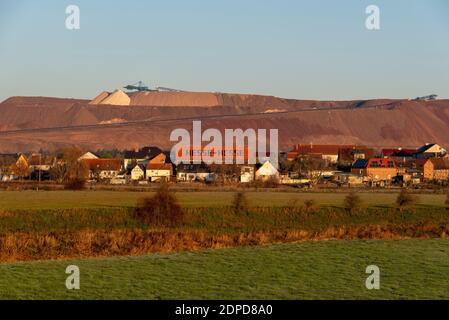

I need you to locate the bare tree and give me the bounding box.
[50,147,88,188]
[288,155,328,185]
[209,164,240,185]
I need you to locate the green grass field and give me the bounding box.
[0,190,447,210]
[0,190,448,300]
[0,239,448,299]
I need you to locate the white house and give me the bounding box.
[255,160,279,181]
[123,147,162,169]
[415,143,447,159]
[176,163,214,182]
[81,159,122,181]
[146,163,173,182]
[240,166,255,183]
[131,164,146,181]
[78,152,99,161]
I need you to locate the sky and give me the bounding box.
[0,0,448,101]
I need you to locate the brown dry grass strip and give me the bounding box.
[1,223,448,263]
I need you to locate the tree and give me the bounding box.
[396,189,417,211]
[0,154,15,175]
[50,147,88,189]
[344,192,363,214]
[232,191,249,214]
[91,166,102,182]
[288,155,328,185]
[134,183,184,227]
[209,164,240,185]
[95,148,123,159]
[303,199,317,213]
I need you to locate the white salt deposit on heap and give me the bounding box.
[98,90,130,106]
[88,91,110,105]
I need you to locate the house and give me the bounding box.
[0,153,18,176]
[382,148,416,158]
[81,159,122,180]
[240,165,255,183]
[255,160,279,181]
[288,144,368,164]
[279,176,311,185]
[123,146,162,170]
[28,154,55,172]
[145,152,173,182]
[333,172,365,186]
[148,152,167,165]
[78,152,99,160]
[381,148,416,165]
[338,147,375,165]
[131,164,146,181]
[11,154,30,179]
[0,153,17,182]
[422,158,449,181]
[146,163,173,182]
[176,163,214,182]
[170,144,259,167]
[110,175,128,185]
[27,154,56,180]
[351,158,397,183]
[415,143,447,159]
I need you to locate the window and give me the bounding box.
[370,161,379,168]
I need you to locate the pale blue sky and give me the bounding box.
[0,0,448,101]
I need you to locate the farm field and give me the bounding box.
[0,190,447,210]
[0,239,448,299]
[1,188,448,300]
[0,188,449,262]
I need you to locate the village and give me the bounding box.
[0,142,448,189]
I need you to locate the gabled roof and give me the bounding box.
[16,154,29,165]
[147,163,172,171]
[415,159,428,168]
[425,157,449,170]
[292,144,355,155]
[82,159,122,171]
[132,164,146,172]
[352,158,396,169]
[149,153,167,164]
[339,147,374,162]
[289,144,372,161]
[382,148,416,157]
[28,154,55,166]
[124,146,162,160]
[78,152,99,160]
[256,160,279,175]
[352,159,369,169]
[416,144,436,154]
[415,143,447,154]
